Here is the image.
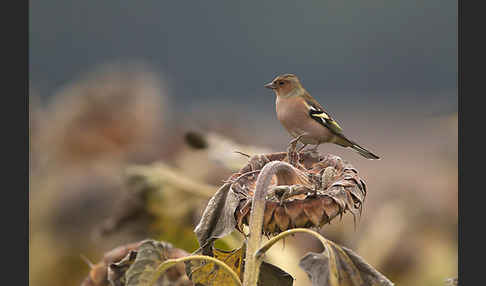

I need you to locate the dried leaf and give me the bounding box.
[194,153,291,252]
[98,163,215,252]
[81,240,190,286]
[125,240,190,286]
[187,245,293,286]
[258,262,294,286]
[104,242,145,265]
[95,178,151,238]
[108,250,138,286]
[194,183,242,255]
[81,241,143,286]
[188,246,245,285]
[299,238,394,286]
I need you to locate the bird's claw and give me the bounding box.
[287,134,305,149]
[287,147,299,167]
[287,135,305,166]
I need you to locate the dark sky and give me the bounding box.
[29,0,457,109]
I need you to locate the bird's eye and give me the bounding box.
[279,81,285,85]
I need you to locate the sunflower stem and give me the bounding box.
[242,161,297,286]
[255,228,328,259]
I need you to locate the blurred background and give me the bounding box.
[29,1,457,285]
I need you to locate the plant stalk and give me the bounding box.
[242,160,296,286]
[255,228,328,259]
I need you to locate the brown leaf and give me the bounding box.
[81,241,143,286]
[104,242,145,265]
[108,250,138,286]
[302,199,325,226]
[194,183,242,255]
[299,239,394,286]
[274,207,290,231]
[258,262,294,286]
[193,152,280,252]
[80,239,190,286]
[95,174,153,238]
[125,240,190,286]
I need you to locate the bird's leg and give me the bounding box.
[287,135,304,167]
[297,144,308,153]
[287,146,299,167]
[287,134,304,150]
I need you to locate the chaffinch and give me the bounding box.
[265,74,380,160]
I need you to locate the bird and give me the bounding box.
[264,73,380,160]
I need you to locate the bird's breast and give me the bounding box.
[276,97,307,135]
[275,97,295,123]
[275,96,335,144]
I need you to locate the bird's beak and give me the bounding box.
[264,82,276,89]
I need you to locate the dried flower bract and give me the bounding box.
[230,151,367,235]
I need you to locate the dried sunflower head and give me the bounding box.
[231,151,367,235]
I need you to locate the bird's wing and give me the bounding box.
[302,92,343,135]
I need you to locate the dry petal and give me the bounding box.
[303,199,326,227]
[274,206,290,231]
[196,150,367,236]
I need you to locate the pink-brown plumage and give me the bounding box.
[276,95,335,145]
[265,73,380,160]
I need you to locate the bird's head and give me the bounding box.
[264,74,304,97]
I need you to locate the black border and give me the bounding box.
[3,0,28,284]
[459,0,483,285]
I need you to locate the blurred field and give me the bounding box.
[29,63,457,286]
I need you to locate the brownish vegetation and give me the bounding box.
[29,63,457,286]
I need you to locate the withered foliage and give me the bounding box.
[235,151,366,234]
[94,159,219,251]
[38,63,167,166]
[81,241,143,286]
[124,240,191,286]
[194,182,239,255]
[195,150,367,250]
[298,238,393,286]
[186,245,293,286]
[95,173,155,238]
[81,240,191,286]
[82,148,395,286]
[187,246,246,284]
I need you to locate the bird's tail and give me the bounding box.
[335,135,381,160]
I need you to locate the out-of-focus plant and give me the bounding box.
[81,240,191,286]
[29,63,173,286]
[86,144,395,286]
